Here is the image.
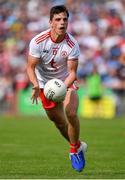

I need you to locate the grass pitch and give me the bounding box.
[0,115,125,179]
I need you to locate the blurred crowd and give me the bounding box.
[0,0,125,113]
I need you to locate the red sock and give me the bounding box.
[70,140,81,153]
[76,140,81,149]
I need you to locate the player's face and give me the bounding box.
[50,12,68,36]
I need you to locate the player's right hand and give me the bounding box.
[31,86,40,104]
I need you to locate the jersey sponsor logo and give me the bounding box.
[52,47,59,55]
[43,49,49,53]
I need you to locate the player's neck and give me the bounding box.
[50,31,66,43]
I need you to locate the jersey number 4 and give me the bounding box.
[50,59,58,71]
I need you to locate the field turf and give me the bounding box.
[0,115,125,179]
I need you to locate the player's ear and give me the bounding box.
[49,20,52,27]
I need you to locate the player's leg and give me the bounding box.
[63,88,80,145]
[40,88,80,146]
[39,89,69,141]
[63,88,86,172]
[45,88,80,145]
[45,103,70,141]
[39,89,87,172]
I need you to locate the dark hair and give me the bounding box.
[50,5,69,20]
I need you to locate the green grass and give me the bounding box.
[0,115,125,179]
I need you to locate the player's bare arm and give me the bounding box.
[64,59,78,88]
[27,55,40,104]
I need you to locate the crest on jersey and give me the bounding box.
[61,51,67,57]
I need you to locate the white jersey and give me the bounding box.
[29,29,80,88]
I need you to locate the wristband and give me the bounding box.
[32,86,39,90]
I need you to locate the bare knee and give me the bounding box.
[65,109,77,120]
[54,121,67,130]
[47,116,67,130]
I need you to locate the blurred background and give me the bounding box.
[0,0,125,118]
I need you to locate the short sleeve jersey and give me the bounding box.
[29,29,80,88]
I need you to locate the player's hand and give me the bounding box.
[31,86,40,104]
